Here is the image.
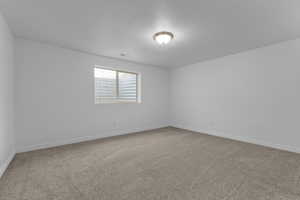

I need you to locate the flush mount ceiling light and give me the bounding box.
[153,31,174,45]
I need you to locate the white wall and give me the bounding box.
[15,38,169,152]
[170,39,300,153]
[12,30,300,155]
[0,13,15,177]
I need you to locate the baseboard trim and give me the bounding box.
[171,125,300,154]
[0,151,15,179]
[17,125,170,153]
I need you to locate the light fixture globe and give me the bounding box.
[153,31,174,45]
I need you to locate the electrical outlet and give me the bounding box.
[209,121,215,129]
[113,121,118,128]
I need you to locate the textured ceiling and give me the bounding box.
[0,0,300,68]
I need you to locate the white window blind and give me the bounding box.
[118,72,137,101]
[94,67,138,104]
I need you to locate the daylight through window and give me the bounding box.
[94,67,138,103]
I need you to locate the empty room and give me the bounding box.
[1,0,300,199]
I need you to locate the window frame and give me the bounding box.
[94,66,140,104]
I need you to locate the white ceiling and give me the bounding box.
[0,0,300,68]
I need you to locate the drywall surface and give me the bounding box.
[15,38,169,152]
[170,38,300,153]
[0,13,15,178]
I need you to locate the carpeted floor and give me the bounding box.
[1,127,300,200]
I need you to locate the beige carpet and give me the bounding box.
[1,127,300,200]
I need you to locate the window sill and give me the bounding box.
[95,100,141,104]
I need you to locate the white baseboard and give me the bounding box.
[17,125,169,153]
[0,151,15,179]
[172,125,300,154]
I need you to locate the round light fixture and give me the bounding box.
[153,31,174,45]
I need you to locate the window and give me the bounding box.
[94,67,139,104]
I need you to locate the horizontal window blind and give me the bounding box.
[94,67,138,103]
[95,68,117,103]
[118,72,137,101]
